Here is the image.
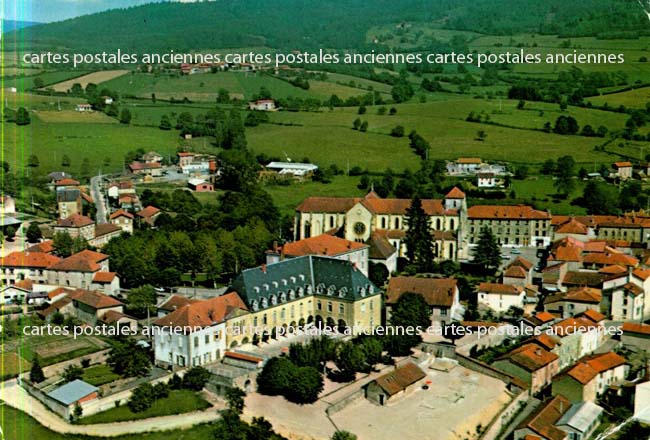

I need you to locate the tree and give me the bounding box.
[182,366,211,391]
[476,130,487,141]
[390,292,431,329]
[359,121,368,132]
[108,339,151,377]
[390,125,405,137]
[225,387,246,415]
[517,100,525,110]
[335,342,366,381]
[125,285,156,316]
[554,155,576,197]
[159,114,172,130]
[257,357,294,396]
[61,154,71,167]
[352,118,361,130]
[128,382,155,413]
[472,227,501,271]
[368,262,389,287]
[358,105,366,115]
[579,180,620,215]
[79,157,91,181]
[62,364,83,383]
[332,431,358,440]
[391,80,414,103]
[119,108,132,124]
[286,366,323,404]
[389,107,397,115]
[4,226,16,242]
[359,337,383,367]
[26,222,42,243]
[33,77,44,89]
[404,196,434,272]
[217,88,230,104]
[16,107,31,125]
[28,154,39,168]
[541,159,556,175]
[30,355,45,383]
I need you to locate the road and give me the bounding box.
[90,174,108,224]
[0,379,222,436]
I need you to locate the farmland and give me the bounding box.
[46,70,130,92]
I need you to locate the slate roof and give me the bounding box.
[47,380,98,405]
[229,255,380,310]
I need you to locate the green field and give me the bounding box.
[77,390,211,424]
[3,70,92,92]
[587,86,650,109]
[81,365,120,387]
[3,118,181,174]
[246,100,647,171]
[1,406,217,440]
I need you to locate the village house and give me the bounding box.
[90,271,121,296]
[266,234,370,277]
[544,287,602,319]
[621,322,650,351]
[107,181,135,199]
[187,178,214,192]
[248,99,276,111]
[0,251,61,285]
[156,294,200,318]
[385,277,462,326]
[109,209,134,234]
[468,205,552,247]
[492,343,560,394]
[366,232,398,274]
[612,161,633,180]
[75,104,93,112]
[295,188,468,262]
[99,310,138,333]
[226,255,383,347]
[129,161,163,177]
[552,352,627,404]
[477,282,526,314]
[136,205,161,227]
[70,288,125,325]
[554,401,603,440]
[365,362,426,406]
[56,188,82,219]
[89,223,122,248]
[446,157,482,175]
[0,279,36,305]
[549,315,604,369]
[142,151,163,164]
[53,214,95,241]
[177,152,217,175]
[46,250,120,295]
[153,292,249,368]
[477,172,498,188]
[503,256,535,287]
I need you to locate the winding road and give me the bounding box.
[89,174,108,224]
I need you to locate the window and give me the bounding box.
[205,334,210,344]
[317,301,322,311]
[441,309,447,316]
[361,303,366,313]
[394,218,400,229]
[327,302,333,312]
[339,304,344,314]
[194,336,199,348]
[214,331,220,340]
[381,217,387,229]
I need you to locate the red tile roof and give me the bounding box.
[54,178,80,186]
[614,161,632,168]
[457,157,482,164]
[1,251,61,268]
[14,278,33,291]
[579,309,606,323]
[552,317,599,337]
[528,334,561,350]
[517,395,570,440]
[109,209,134,220]
[99,310,132,324]
[478,282,524,295]
[510,256,534,271]
[92,272,116,283]
[72,289,123,309]
[535,311,556,323]
[48,250,108,273]
[94,223,122,238]
[137,206,160,218]
[158,295,201,312]
[504,265,527,279]
[468,205,550,220]
[153,292,248,329]
[224,351,263,364]
[47,287,75,300]
[583,252,638,267]
[599,265,627,275]
[278,235,367,258]
[499,343,558,372]
[26,240,55,254]
[555,218,589,235]
[129,161,162,171]
[56,214,94,228]
[445,187,466,199]
[624,282,644,296]
[622,322,650,336]
[296,195,455,216]
[372,362,426,396]
[545,287,601,305]
[633,268,650,281]
[582,352,626,374]
[386,277,458,307]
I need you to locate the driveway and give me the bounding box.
[0,379,222,436]
[90,174,108,224]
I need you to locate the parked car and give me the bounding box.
[510,248,522,254]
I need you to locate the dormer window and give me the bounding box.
[316,283,324,294]
[297,287,304,297]
[261,298,268,308]
[359,287,366,297]
[306,285,313,294]
[290,276,296,283]
[270,295,277,305]
[368,285,374,294]
[252,300,259,311]
[327,285,336,296]
[254,286,260,294]
[338,287,348,298]
[272,281,278,288]
[263,283,269,291]
[280,292,287,303]
[299,274,305,281]
[282,279,287,286]
[288,290,295,300]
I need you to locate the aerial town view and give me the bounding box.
[3,0,650,439]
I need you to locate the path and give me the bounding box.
[0,379,222,436]
[90,174,107,224]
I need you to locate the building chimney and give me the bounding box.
[261,264,267,274]
[536,348,542,356]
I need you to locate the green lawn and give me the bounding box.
[77,390,211,425]
[81,365,120,387]
[1,405,217,440]
[509,176,587,215]
[3,117,182,174]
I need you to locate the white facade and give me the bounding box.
[478,290,525,313]
[154,322,227,368]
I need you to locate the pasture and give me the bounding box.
[34,110,118,124]
[46,69,130,92]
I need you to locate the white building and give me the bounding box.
[153,292,248,369]
[266,162,318,178]
[477,172,497,188]
[477,282,526,313]
[248,99,276,111]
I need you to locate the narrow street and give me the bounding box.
[90,174,108,224]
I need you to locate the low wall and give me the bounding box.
[479,389,528,440]
[326,388,364,416]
